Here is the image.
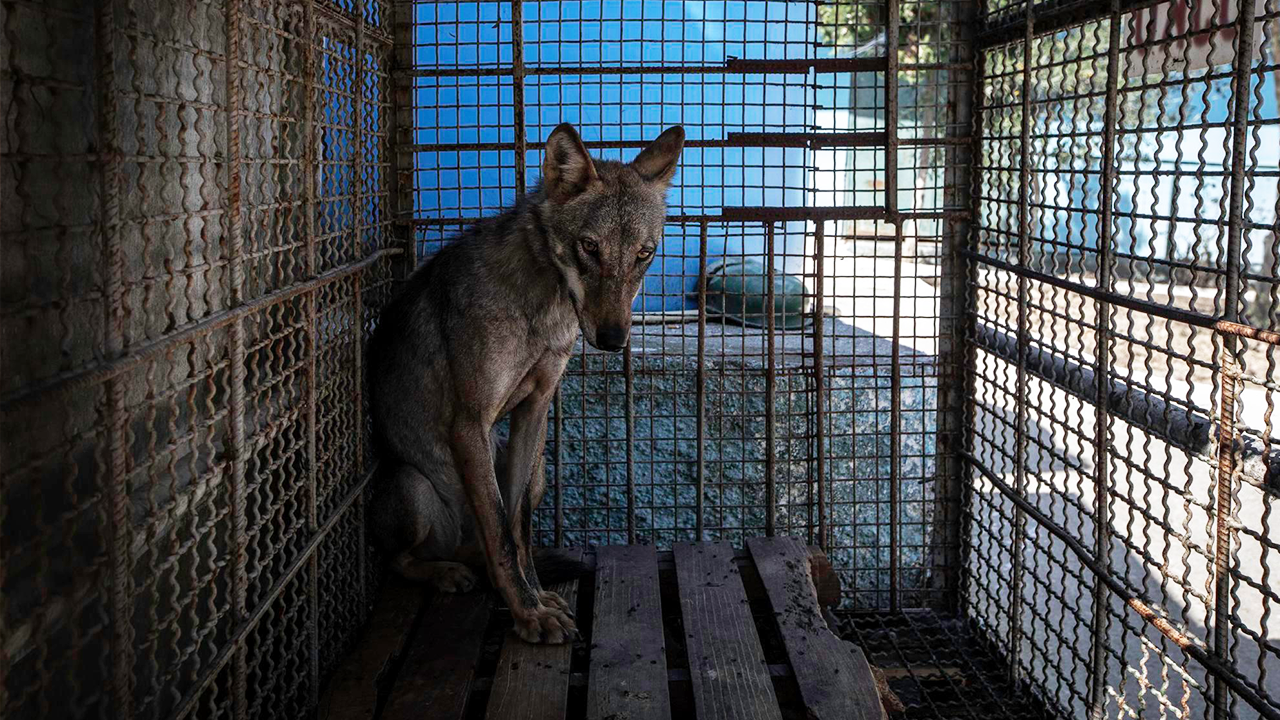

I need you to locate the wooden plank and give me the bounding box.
[484,549,585,720]
[587,544,672,720]
[318,577,427,720]
[746,536,887,720]
[673,541,782,720]
[381,588,495,720]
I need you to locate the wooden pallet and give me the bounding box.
[320,537,887,720]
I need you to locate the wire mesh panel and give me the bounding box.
[0,1,396,719]
[967,0,1280,717]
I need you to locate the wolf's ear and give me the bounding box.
[542,123,598,203]
[631,126,685,187]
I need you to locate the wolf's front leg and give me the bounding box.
[451,419,577,644]
[503,390,574,616]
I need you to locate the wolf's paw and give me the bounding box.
[513,604,578,644]
[537,590,575,618]
[430,564,477,593]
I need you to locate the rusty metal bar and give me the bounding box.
[404,132,889,153]
[353,0,371,626]
[1,248,400,410]
[963,249,1280,347]
[96,0,133,715]
[410,208,972,226]
[398,55,889,78]
[303,0,321,708]
[1087,3,1123,715]
[624,344,636,545]
[886,0,902,613]
[765,223,777,537]
[224,1,249,717]
[391,0,416,276]
[814,220,827,550]
[1006,8,1035,684]
[554,386,563,548]
[512,0,526,195]
[959,450,1280,720]
[1211,1,1259,713]
[696,221,708,542]
[1213,361,1242,720]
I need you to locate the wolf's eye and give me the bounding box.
[636,247,654,262]
[580,237,599,254]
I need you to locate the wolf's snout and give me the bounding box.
[595,325,629,352]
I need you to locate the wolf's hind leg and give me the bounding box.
[369,462,469,592]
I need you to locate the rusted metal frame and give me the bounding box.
[0,248,399,410]
[409,208,972,227]
[353,0,372,630]
[886,0,903,613]
[512,0,527,195]
[95,1,132,715]
[171,471,375,720]
[303,0,321,708]
[399,55,889,77]
[964,248,1280,347]
[1087,4,1123,715]
[404,132,889,152]
[765,223,777,537]
[1212,1,1258,715]
[390,0,416,277]
[553,386,563,547]
[696,221,709,541]
[959,450,1280,720]
[976,0,1167,48]
[814,221,827,550]
[1006,10,1034,685]
[723,207,969,222]
[624,344,636,544]
[224,1,249,716]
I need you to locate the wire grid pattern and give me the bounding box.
[396,0,971,615]
[965,0,1280,717]
[0,1,396,719]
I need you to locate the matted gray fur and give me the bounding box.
[367,123,684,643]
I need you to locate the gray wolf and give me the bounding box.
[367,123,684,643]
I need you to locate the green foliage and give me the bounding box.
[818,0,949,66]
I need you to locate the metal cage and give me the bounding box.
[1,0,1277,718]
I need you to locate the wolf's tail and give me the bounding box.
[533,548,588,586]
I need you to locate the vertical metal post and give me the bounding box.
[934,0,979,613]
[624,345,636,544]
[765,223,777,537]
[391,0,417,274]
[97,1,133,715]
[1212,1,1257,715]
[554,387,563,547]
[1007,8,1036,683]
[696,221,709,541]
[224,0,250,716]
[886,0,903,613]
[814,220,827,550]
[512,0,527,196]
[303,0,321,707]
[1087,2,1122,715]
[353,0,369,620]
